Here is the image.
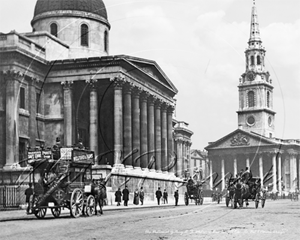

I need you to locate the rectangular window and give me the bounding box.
[20,87,25,109]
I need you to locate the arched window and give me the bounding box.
[81,24,89,46]
[250,56,254,66]
[104,31,108,52]
[257,55,261,65]
[50,23,58,37]
[248,91,255,107]
[267,91,270,108]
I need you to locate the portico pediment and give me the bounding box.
[205,129,277,150]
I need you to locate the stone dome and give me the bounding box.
[33,0,108,20]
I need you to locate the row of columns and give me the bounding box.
[174,139,192,178]
[112,76,175,172]
[213,150,300,192]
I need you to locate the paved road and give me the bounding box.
[1,199,299,240]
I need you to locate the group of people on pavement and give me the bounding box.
[115,186,179,206]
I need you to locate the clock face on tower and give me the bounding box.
[246,71,255,81]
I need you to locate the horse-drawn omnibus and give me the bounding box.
[184,177,204,206]
[27,147,97,219]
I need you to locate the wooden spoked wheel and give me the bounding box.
[85,195,96,216]
[70,188,83,218]
[51,207,61,218]
[34,208,47,219]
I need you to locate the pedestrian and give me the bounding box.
[139,186,144,205]
[174,189,179,206]
[163,189,168,204]
[115,187,122,206]
[25,183,33,214]
[133,188,139,205]
[122,185,129,206]
[155,187,162,205]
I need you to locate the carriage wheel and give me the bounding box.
[70,188,84,218]
[85,195,96,216]
[226,197,230,207]
[51,207,61,218]
[255,201,259,209]
[34,208,47,219]
[184,193,189,206]
[261,199,265,208]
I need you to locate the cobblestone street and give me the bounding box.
[1,199,299,240]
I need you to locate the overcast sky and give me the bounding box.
[0,0,299,149]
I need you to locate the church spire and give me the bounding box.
[249,0,261,44]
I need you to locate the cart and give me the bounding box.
[184,178,204,206]
[27,147,96,219]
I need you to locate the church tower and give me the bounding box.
[237,2,276,138]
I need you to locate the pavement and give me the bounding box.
[0,198,215,221]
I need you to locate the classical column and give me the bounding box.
[87,79,98,158]
[132,87,141,169]
[147,95,155,170]
[62,81,73,146]
[259,154,264,185]
[176,139,183,177]
[112,77,124,165]
[246,157,250,169]
[167,105,174,173]
[123,83,133,167]
[298,157,300,192]
[277,153,282,193]
[288,150,297,191]
[233,157,237,177]
[272,152,277,192]
[209,159,213,190]
[161,103,167,173]
[4,71,20,167]
[188,142,192,177]
[182,141,186,176]
[221,158,225,190]
[155,99,162,172]
[140,92,148,169]
[28,77,37,148]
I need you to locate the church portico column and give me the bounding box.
[147,95,155,170]
[154,99,162,172]
[277,153,282,193]
[132,87,141,169]
[209,159,213,190]
[123,83,133,167]
[112,76,125,166]
[161,103,167,173]
[221,158,225,190]
[62,81,73,147]
[271,151,277,192]
[259,154,264,185]
[87,79,98,158]
[233,157,237,177]
[167,105,175,173]
[140,92,148,169]
[288,149,297,191]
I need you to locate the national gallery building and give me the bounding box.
[205,3,300,193]
[0,0,193,199]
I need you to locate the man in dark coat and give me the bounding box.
[25,183,33,214]
[115,188,122,206]
[139,187,145,205]
[163,189,168,204]
[155,187,162,205]
[122,186,129,206]
[174,190,179,206]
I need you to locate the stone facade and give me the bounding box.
[205,4,300,193]
[0,0,192,202]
